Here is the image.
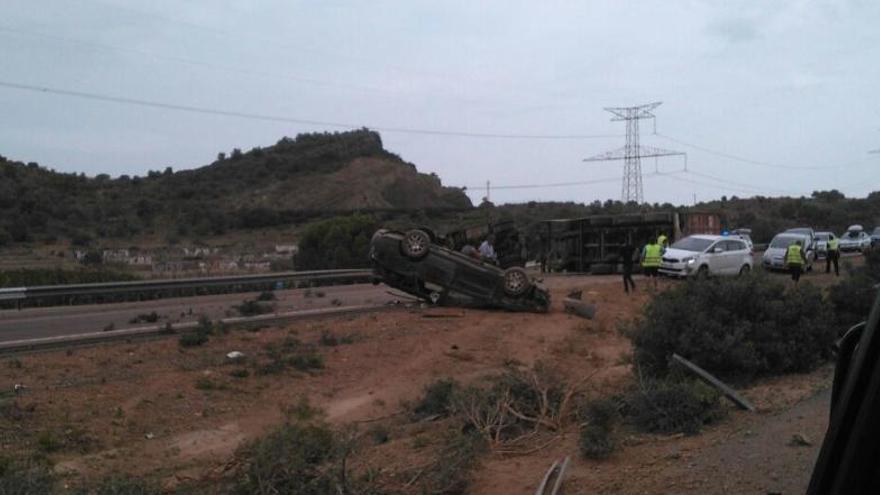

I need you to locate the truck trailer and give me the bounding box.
[540,211,722,273]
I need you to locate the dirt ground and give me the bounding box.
[0,271,841,493]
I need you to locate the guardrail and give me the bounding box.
[0,303,390,355]
[0,269,373,309]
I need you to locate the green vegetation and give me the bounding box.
[235,299,275,316]
[624,378,724,435]
[72,476,160,495]
[295,214,377,270]
[0,130,470,246]
[129,312,159,324]
[256,337,324,376]
[829,249,880,328]
[233,420,384,495]
[410,378,460,420]
[578,398,619,460]
[179,331,209,347]
[625,275,835,381]
[0,460,54,494]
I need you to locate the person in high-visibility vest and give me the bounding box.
[657,233,669,249]
[641,238,663,288]
[826,236,840,276]
[785,239,807,283]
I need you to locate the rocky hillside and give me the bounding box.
[0,130,471,245]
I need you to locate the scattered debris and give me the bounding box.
[563,291,596,319]
[422,311,465,318]
[789,433,812,447]
[144,432,155,440]
[671,353,756,412]
[535,456,571,495]
[226,351,246,361]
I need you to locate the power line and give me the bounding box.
[459,169,687,191]
[0,80,620,140]
[0,25,399,97]
[660,172,789,196]
[684,169,794,195]
[654,133,845,171]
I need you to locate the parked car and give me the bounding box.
[763,232,815,271]
[784,227,816,251]
[839,225,871,253]
[659,235,753,278]
[814,231,837,259]
[731,228,754,250]
[369,229,550,312]
[872,227,880,247]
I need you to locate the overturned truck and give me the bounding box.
[540,211,722,274]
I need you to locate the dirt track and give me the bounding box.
[0,271,841,493]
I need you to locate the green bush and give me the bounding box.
[236,299,275,316]
[73,476,160,495]
[289,352,324,372]
[829,249,880,328]
[256,340,324,375]
[256,290,276,301]
[295,214,377,270]
[624,379,723,435]
[411,379,460,420]
[626,275,836,380]
[580,425,615,460]
[0,460,54,494]
[179,331,209,347]
[420,430,486,495]
[577,398,619,460]
[230,369,250,379]
[235,423,336,495]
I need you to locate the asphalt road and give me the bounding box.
[0,283,394,344]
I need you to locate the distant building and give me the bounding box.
[275,244,299,255]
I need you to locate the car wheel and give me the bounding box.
[502,267,531,296]
[739,264,751,276]
[400,229,431,259]
[697,265,709,279]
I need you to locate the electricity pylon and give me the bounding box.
[584,102,684,204]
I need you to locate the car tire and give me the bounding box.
[739,264,751,276]
[502,267,531,296]
[400,229,431,260]
[697,265,709,279]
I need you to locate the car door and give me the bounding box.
[727,240,747,273]
[720,240,741,274]
[705,241,725,274]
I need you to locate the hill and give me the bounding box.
[0,130,471,245]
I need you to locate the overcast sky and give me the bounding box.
[1,0,878,205]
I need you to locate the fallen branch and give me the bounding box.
[672,353,756,412]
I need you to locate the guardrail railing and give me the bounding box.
[1,269,373,309]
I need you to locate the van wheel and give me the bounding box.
[502,267,531,296]
[739,264,751,276]
[401,229,431,260]
[697,265,709,279]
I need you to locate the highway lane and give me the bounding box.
[0,284,394,344]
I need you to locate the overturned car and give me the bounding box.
[370,229,550,313]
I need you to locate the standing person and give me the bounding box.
[826,235,840,276]
[620,241,636,294]
[641,237,663,289]
[657,233,669,249]
[479,234,497,263]
[785,239,807,284]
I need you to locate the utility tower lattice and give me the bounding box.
[584,102,684,204]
